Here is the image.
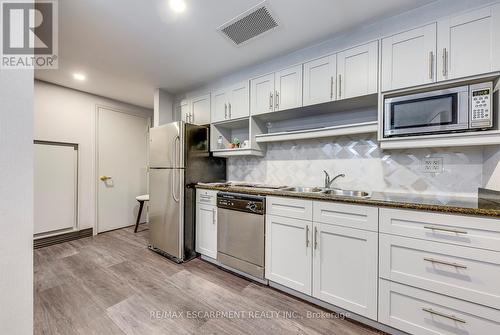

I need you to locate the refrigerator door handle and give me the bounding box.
[171,136,180,202]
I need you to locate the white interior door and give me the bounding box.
[98,107,149,233]
[34,142,78,235]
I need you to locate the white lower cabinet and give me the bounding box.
[196,190,218,259]
[265,214,312,295]
[380,233,500,309]
[379,279,500,335]
[313,223,378,320]
[265,197,378,320]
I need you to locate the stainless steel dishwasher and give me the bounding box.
[217,192,265,280]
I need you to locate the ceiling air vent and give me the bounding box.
[217,1,279,46]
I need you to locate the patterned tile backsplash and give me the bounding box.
[227,134,495,197]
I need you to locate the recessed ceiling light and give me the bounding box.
[73,73,86,81]
[169,0,186,13]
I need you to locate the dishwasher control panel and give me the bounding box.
[217,192,265,215]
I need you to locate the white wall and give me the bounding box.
[154,88,174,126]
[34,80,153,231]
[0,71,34,333]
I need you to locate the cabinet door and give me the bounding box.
[275,65,303,111]
[381,23,437,91]
[196,204,217,259]
[180,99,190,123]
[337,41,378,99]
[190,94,211,125]
[229,81,249,119]
[250,73,275,115]
[211,89,229,123]
[303,55,336,106]
[438,4,500,81]
[265,214,312,295]
[312,223,378,320]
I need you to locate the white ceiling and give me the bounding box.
[35,0,435,108]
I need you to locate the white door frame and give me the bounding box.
[93,104,151,235]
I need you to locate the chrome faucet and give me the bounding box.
[323,170,345,189]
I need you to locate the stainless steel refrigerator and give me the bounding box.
[148,121,226,262]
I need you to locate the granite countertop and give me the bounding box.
[196,184,500,218]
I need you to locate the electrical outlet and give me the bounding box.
[422,157,443,173]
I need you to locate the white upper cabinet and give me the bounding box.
[303,55,337,106]
[437,4,500,81]
[250,73,275,115]
[211,89,229,123]
[250,65,302,115]
[381,23,437,91]
[179,99,191,123]
[211,81,249,123]
[337,41,378,99]
[190,94,211,125]
[228,81,250,120]
[275,65,303,111]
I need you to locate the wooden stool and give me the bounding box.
[134,194,149,233]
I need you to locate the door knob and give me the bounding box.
[100,176,112,181]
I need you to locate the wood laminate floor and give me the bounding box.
[34,226,384,335]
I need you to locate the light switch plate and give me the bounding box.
[422,157,443,173]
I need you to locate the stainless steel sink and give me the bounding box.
[282,186,324,193]
[322,189,371,198]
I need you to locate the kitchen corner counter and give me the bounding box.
[195,184,500,218]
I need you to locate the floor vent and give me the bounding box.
[218,1,278,46]
[34,228,93,249]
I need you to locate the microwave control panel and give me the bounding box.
[470,82,493,128]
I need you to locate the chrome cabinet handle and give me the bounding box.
[424,226,467,235]
[212,208,216,224]
[269,92,273,110]
[306,225,310,247]
[338,74,342,99]
[275,91,279,110]
[228,102,232,118]
[224,103,228,119]
[428,51,433,79]
[330,76,334,100]
[424,257,467,269]
[422,308,466,324]
[314,226,318,250]
[442,48,448,77]
[199,196,212,203]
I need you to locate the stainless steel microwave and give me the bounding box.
[384,82,494,138]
